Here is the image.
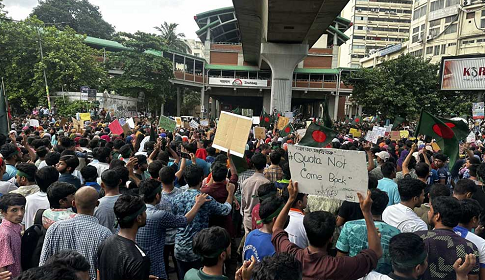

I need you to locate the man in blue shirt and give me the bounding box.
[172,165,234,279]
[243,196,284,262]
[377,162,400,206]
[136,179,209,280]
[435,153,452,189]
[56,155,81,189]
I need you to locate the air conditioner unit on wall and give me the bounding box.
[427,35,433,40]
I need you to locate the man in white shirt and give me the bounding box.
[454,199,485,280]
[383,177,427,233]
[23,166,59,228]
[285,192,308,248]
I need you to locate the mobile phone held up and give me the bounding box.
[181,152,191,159]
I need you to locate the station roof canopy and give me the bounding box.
[194,4,352,65]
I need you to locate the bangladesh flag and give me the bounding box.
[232,107,241,115]
[438,117,469,142]
[0,82,9,136]
[415,110,459,168]
[352,115,361,126]
[260,110,272,129]
[322,98,333,128]
[105,112,112,123]
[392,116,405,130]
[299,123,336,148]
[279,123,293,137]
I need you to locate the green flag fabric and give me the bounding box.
[260,110,272,129]
[279,123,293,137]
[438,117,469,142]
[159,115,176,132]
[0,83,8,136]
[299,123,336,148]
[105,112,112,123]
[392,116,405,130]
[351,115,362,126]
[415,110,459,168]
[322,98,333,128]
[231,107,241,115]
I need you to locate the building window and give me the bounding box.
[444,23,457,34]
[466,12,475,19]
[413,5,427,20]
[429,19,441,27]
[445,0,460,6]
[434,46,440,55]
[462,40,475,44]
[357,26,364,30]
[448,42,457,46]
[429,27,440,37]
[445,15,455,23]
[481,11,485,28]
[413,26,420,33]
[441,44,446,54]
[426,46,433,54]
[478,38,485,43]
[430,0,444,12]
[353,45,366,49]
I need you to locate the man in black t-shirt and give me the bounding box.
[97,195,153,280]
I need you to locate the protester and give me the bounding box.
[43,182,77,229]
[39,186,112,279]
[263,151,283,183]
[57,155,81,189]
[337,188,400,274]
[377,162,400,206]
[382,177,428,232]
[94,169,122,233]
[453,179,478,200]
[416,196,480,280]
[97,195,152,280]
[284,191,309,248]
[44,250,91,280]
[10,163,39,197]
[0,193,26,278]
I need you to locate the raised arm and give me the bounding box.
[274,180,297,231]
[359,190,382,258]
[175,157,186,180]
[364,142,375,172]
[185,193,211,223]
[403,143,417,175]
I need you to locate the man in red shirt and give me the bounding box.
[272,181,382,280]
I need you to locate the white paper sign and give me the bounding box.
[384,125,392,132]
[252,117,260,125]
[200,120,209,127]
[127,118,135,129]
[297,129,306,138]
[189,120,199,129]
[287,145,368,202]
[365,131,378,144]
[29,119,40,127]
[467,132,476,143]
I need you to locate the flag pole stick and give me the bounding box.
[1,77,10,132]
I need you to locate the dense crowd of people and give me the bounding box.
[0,113,484,280]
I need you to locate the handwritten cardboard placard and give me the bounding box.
[79,113,91,122]
[277,116,290,130]
[59,118,68,128]
[254,127,265,139]
[390,131,401,141]
[212,111,252,158]
[71,117,82,132]
[109,119,124,135]
[365,131,378,144]
[189,120,199,129]
[175,117,182,127]
[467,132,476,143]
[159,116,176,132]
[288,145,368,202]
[399,130,410,139]
[349,128,361,138]
[122,123,131,136]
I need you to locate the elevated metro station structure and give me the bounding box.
[85,2,358,120]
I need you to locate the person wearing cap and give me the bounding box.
[97,194,154,280]
[39,187,112,279]
[1,143,21,181]
[369,151,390,180]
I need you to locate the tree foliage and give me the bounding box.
[31,0,115,39]
[103,50,173,113]
[0,0,6,19]
[154,22,190,53]
[345,54,474,120]
[0,17,107,111]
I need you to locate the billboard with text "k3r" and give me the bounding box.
[440,55,485,91]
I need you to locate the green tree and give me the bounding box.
[31,0,115,39]
[103,50,173,114]
[0,17,107,111]
[345,54,474,120]
[154,22,190,53]
[112,31,164,52]
[0,0,7,18]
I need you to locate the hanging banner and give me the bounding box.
[287,145,368,202]
[473,102,484,120]
[208,77,267,87]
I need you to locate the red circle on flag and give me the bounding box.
[312,131,327,143]
[264,117,270,122]
[432,124,455,139]
[445,122,455,128]
[284,126,291,133]
[355,118,360,122]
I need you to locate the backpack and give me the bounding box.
[21,209,47,270]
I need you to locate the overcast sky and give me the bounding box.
[3,0,233,39]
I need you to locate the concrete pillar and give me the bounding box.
[200,87,209,119]
[348,105,352,118]
[176,87,181,117]
[160,103,164,116]
[333,93,339,121]
[215,99,220,118]
[210,97,216,119]
[358,105,363,116]
[313,102,320,118]
[262,91,271,113]
[261,43,308,113]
